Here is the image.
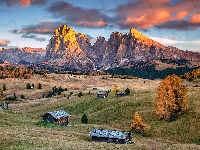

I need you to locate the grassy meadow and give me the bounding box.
[0,74,200,149]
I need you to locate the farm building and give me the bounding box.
[89,128,131,144]
[96,91,108,98]
[42,110,70,126]
[116,91,126,96]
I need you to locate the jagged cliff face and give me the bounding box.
[44,24,200,71]
[46,25,94,70]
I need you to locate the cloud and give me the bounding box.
[176,10,188,20]
[150,36,184,45]
[9,21,59,42]
[190,13,200,24]
[46,1,109,28]
[9,21,62,35]
[35,37,46,41]
[155,20,198,30]
[2,0,47,7]
[21,34,37,39]
[0,39,11,47]
[110,0,200,30]
[76,21,108,27]
[21,34,46,41]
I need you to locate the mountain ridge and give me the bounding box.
[1,24,200,72]
[45,24,200,71]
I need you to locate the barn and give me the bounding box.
[96,91,108,98]
[89,128,131,144]
[42,110,70,126]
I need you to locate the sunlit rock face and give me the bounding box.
[46,25,95,71]
[45,24,200,71]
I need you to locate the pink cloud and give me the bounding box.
[6,0,46,7]
[0,39,11,47]
[118,11,172,29]
[190,13,200,24]
[76,21,108,27]
[113,0,200,29]
[176,11,188,20]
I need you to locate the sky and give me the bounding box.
[0,0,200,52]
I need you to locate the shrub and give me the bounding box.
[78,92,83,97]
[125,88,130,95]
[26,83,31,89]
[20,95,25,99]
[3,84,6,91]
[37,83,43,89]
[13,93,17,101]
[81,114,88,124]
[155,74,188,121]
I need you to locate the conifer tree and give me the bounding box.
[81,114,88,124]
[155,74,188,121]
[130,112,150,134]
[125,88,130,95]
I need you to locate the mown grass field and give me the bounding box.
[0,74,200,149]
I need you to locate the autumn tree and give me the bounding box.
[113,84,120,93]
[130,112,150,134]
[155,74,188,121]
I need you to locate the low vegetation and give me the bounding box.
[0,72,200,149]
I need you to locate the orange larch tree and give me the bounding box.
[155,74,188,121]
[130,112,150,134]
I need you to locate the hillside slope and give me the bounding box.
[0,74,200,149]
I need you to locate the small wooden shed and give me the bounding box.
[116,91,126,96]
[89,128,131,144]
[96,91,108,98]
[42,110,70,126]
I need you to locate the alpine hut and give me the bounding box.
[89,128,131,144]
[96,91,108,98]
[42,110,70,126]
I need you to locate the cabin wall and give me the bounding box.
[56,117,69,126]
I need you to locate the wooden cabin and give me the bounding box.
[116,91,126,96]
[96,91,108,98]
[89,128,131,144]
[42,110,70,126]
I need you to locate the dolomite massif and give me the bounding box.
[45,24,200,71]
[1,24,200,71]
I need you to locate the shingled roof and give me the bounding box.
[89,128,129,139]
[47,110,70,119]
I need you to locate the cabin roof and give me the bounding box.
[116,91,125,95]
[89,128,129,139]
[47,110,70,119]
[96,91,108,94]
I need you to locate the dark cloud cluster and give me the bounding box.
[46,1,109,28]
[9,21,63,41]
